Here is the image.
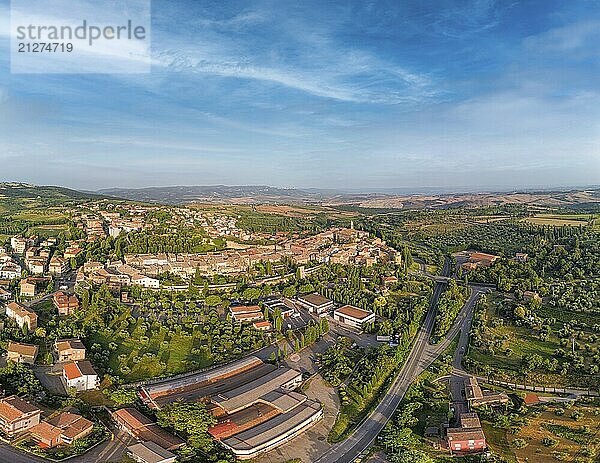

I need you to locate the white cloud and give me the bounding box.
[524,19,600,52]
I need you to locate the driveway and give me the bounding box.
[33,364,66,395]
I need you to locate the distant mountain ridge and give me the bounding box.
[2,182,599,210]
[96,185,334,204]
[0,182,101,201]
[95,184,600,210]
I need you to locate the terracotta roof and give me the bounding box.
[252,321,272,329]
[30,421,62,442]
[469,252,498,262]
[0,396,40,422]
[63,362,82,380]
[447,427,486,442]
[524,392,540,405]
[459,413,481,428]
[113,408,184,450]
[112,408,153,431]
[53,291,79,307]
[47,412,94,439]
[208,421,239,438]
[55,339,86,352]
[232,311,263,321]
[230,305,261,314]
[335,305,374,320]
[6,302,37,320]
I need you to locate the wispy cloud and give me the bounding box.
[0,0,598,190]
[524,19,600,52]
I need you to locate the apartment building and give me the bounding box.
[0,396,41,436]
[5,301,38,332]
[62,360,99,392]
[6,341,38,364]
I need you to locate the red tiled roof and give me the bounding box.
[524,393,540,404]
[63,362,82,380]
[208,421,239,438]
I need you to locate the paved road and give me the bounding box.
[0,445,46,463]
[314,263,454,463]
[315,261,485,463]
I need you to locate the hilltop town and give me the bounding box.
[0,185,599,463]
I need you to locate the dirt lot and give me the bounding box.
[486,401,600,463]
[256,375,339,463]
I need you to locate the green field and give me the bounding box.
[522,213,596,227]
[92,312,214,382]
[466,295,600,387]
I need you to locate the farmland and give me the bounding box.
[484,397,600,463]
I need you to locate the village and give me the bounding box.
[1,197,591,463]
[0,203,410,463]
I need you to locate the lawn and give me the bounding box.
[94,316,214,382]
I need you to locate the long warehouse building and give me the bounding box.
[138,356,322,460]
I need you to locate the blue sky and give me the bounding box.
[0,0,599,191]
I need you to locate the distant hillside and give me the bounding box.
[324,189,600,210]
[95,184,600,210]
[0,183,103,212]
[96,185,333,205]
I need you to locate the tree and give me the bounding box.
[514,305,527,320]
[273,308,283,332]
[157,402,216,449]
[283,285,296,298]
[105,387,138,407]
[388,450,434,463]
[205,295,222,307]
[242,287,261,301]
[0,361,43,396]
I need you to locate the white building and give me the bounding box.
[5,302,38,332]
[333,305,375,329]
[132,274,160,289]
[296,293,335,316]
[10,237,28,254]
[0,261,22,279]
[62,360,99,392]
[49,256,70,276]
[26,258,46,275]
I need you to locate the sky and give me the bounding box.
[0,0,599,192]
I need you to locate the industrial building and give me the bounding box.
[139,355,322,460]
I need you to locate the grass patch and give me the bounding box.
[521,213,592,227]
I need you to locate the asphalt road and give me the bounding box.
[314,261,484,463]
[314,280,449,463]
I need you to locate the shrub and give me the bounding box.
[541,437,558,447]
[511,438,528,449]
